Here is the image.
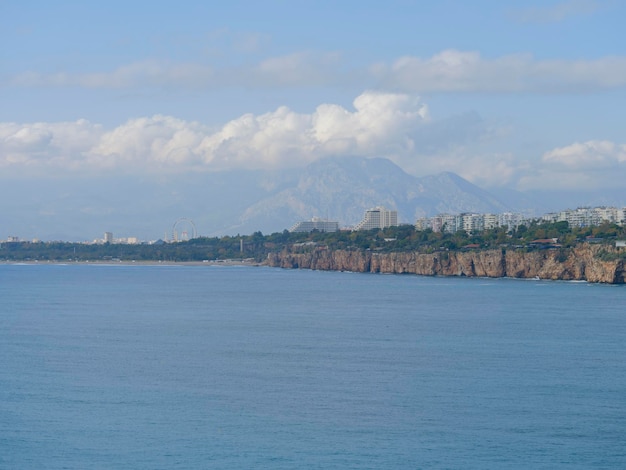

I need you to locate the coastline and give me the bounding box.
[4,244,625,284]
[1,259,262,267]
[266,245,626,284]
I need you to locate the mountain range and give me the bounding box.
[2,156,625,241]
[230,157,511,234]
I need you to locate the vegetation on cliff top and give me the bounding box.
[2,220,625,262]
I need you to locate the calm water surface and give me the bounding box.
[1,264,625,469]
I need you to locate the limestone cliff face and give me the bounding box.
[266,244,625,284]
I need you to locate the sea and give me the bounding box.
[1,263,625,469]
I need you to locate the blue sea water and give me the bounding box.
[1,264,625,469]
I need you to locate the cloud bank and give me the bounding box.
[2,92,624,191]
[1,91,428,173]
[376,49,626,93]
[519,140,626,190]
[7,49,626,94]
[8,52,347,90]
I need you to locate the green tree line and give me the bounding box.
[2,220,625,262]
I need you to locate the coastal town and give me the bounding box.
[4,205,626,246]
[3,204,625,284]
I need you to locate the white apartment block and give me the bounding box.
[419,206,626,234]
[542,207,626,228]
[497,212,526,230]
[442,214,461,233]
[289,218,339,233]
[483,213,498,230]
[462,213,484,233]
[355,207,398,230]
[422,214,464,233]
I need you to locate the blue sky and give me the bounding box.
[2,0,626,191]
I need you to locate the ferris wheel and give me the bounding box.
[171,217,197,242]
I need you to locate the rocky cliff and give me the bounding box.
[266,244,626,284]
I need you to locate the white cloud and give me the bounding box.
[0,91,430,174]
[7,49,626,93]
[3,127,53,151]
[542,140,626,169]
[377,49,626,93]
[518,140,626,189]
[88,115,210,169]
[4,94,623,192]
[8,52,343,90]
[196,91,429,169]
[0,120,103,169]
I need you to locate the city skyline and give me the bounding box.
[5,204,626,244]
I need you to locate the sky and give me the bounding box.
[1,0,626,194]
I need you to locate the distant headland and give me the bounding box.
[3,217,625,284]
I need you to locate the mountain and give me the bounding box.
[0,157,521,241]
[220,157,511,235]
[1,157,513,241]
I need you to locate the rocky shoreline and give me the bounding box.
[266,244,626,284]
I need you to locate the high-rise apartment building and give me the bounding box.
[289,218,339,233]
[355,207,398,230]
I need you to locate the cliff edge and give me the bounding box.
[266,244,626,284]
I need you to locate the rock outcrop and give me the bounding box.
[266,244,626,284]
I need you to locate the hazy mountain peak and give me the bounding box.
[230,157,511,234]
[2,157,516,240]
